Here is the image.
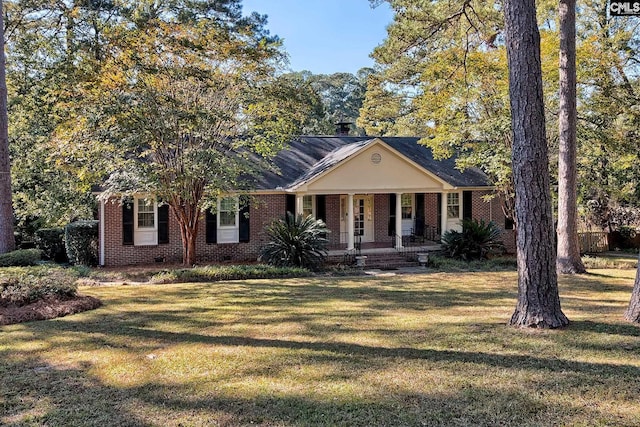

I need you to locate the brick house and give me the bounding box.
[97,136,513,266]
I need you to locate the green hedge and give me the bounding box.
[0,249,42,267]
[65,221,98,266]
[150,264,311,284]
[35,227,67,262]
[0,267,78,307]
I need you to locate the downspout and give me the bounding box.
[99,199,105,266]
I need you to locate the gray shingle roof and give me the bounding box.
[255,136,490,190]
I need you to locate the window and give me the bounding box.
[137,199,155,228]
[302,195,313,218]
[401,194,413,219]
[505,216,514,230]
[219,197,237,227]
[447,193,460,219]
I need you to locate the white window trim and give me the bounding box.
[447,192,461,220]
[217,196,240,244]
[401,193,414,220]
[302,195,315,218]
[218,196,239,229]
[133,196,158,246]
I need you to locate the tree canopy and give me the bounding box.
[361,0,640,231]
[5,0,322,264]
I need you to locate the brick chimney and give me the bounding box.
[335,122,352,136]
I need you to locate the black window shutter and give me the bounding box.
[415,193,425,236]
[316,195,326,222]
[316,195,327,238]
[123,202,134,245]
[505,217,514,230]
[239,202,250,243]
[388,193,396,236]
[158,204,169,244]
[463,191,473,220]
[285,194,296,217]
[206,209,217,244]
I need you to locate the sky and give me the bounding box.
[241,0,394,75]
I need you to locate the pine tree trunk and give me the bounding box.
[503,0,569,328]
[624,253,640,322]
[0,2,16,255]
[557,0,586,275]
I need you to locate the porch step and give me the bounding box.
[364,253,419,270]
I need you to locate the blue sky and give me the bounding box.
[242,0,394,75]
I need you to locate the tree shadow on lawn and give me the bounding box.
[142,278,517,311]
[568,320,640,336]
[0,356,153,427]
[0,352,625,427]
[15,315,640,381]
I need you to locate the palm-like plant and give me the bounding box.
[260,213,330,270]
[441,219,504,260]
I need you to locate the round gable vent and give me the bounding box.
[371,153,382,164]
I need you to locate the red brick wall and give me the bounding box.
[374,194,390,242]
[425,193,439,232]
[469,190,516,253]
[325,195,342,246]
[102,194,287,266]
[101,190,515,265]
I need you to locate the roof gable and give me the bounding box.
[255,136,490,191]
[292,139,453,193]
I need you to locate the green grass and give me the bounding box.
[2,269,640,426]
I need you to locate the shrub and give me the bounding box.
[150,264,311,284]
[441,219,504,260]
[65,220,98,266]
[427,254,516,272]
[0,249,42,267]
[35,227,67,262]
[0,267,78,307]
[260,213,330,270]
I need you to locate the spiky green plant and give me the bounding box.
[441,219,504,260]
[260,213,329,270]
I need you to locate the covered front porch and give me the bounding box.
[285,137,470,252]
[291,191,462,252]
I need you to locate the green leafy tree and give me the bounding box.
[5,0,117,228]
[66,1,315,266]
[576,3,640,231]
[361,0,518,222]
[4,0,322,264]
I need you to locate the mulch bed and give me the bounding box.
[0,295,102,325]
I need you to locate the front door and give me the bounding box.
[340,195,374,243]
[400,193,414,236]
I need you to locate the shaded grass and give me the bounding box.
[1,269,640,426]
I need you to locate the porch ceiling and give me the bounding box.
[292,139,453,194]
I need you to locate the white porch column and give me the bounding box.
[296,194,304,218]
[395,192,403,248]
[441,192,448,237]
[347,193,355,250]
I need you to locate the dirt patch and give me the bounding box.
[0,295,102,325]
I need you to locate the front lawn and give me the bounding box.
[1,269,639,426]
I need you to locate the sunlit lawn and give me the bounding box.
[2,269,640,426]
